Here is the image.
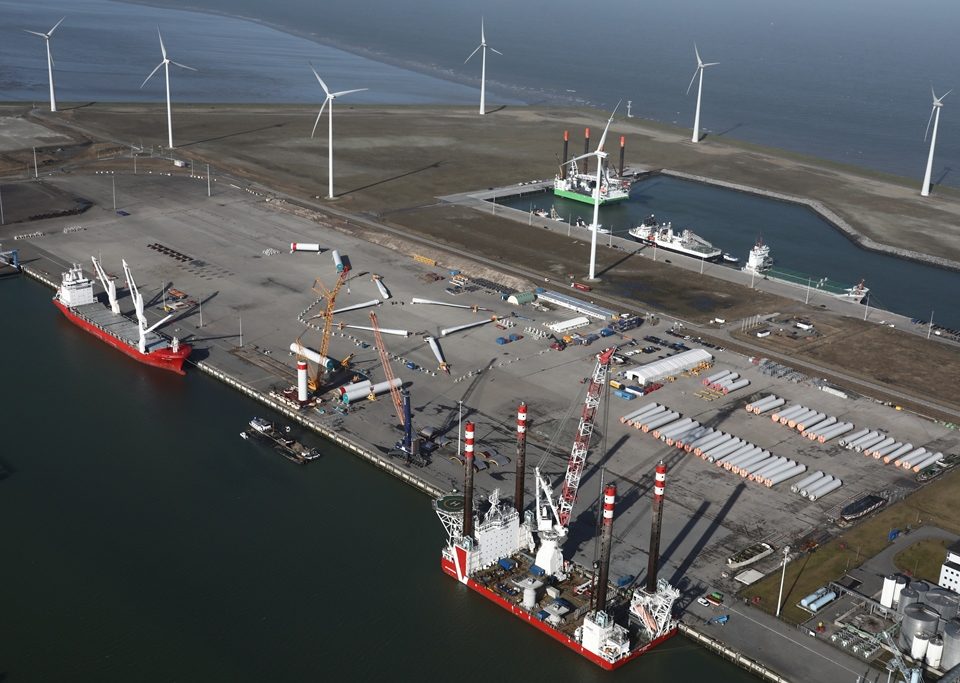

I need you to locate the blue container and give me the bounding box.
[449,269,461,276]
[508,333,521,341]
[536,610,549,621]
[498,558,517,571]
[616,575,636,588]
[496,337,508,345]
[626,385,644,396]
[613,389,636,400]
[529,564,546,577]
[535,287,546,294]
[600,328,614,337]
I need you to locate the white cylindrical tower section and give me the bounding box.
[297,360,308,402]
[880,575,897,609]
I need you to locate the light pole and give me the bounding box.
[457,400,464,457]
[776,546,791,618]
[239,312,243,347]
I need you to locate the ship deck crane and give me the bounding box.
[369,311,405,427]
[534,347,615,575]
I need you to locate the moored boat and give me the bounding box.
[53,259,191,374]
[629,215,722,261]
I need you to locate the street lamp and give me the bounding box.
[776,546,791,618]
[457,400,464,457]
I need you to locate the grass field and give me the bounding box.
[894,538,951,583]
[740,468,960,624]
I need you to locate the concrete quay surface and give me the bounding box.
[8,169,958,683]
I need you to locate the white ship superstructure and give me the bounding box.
[629,215,722,260]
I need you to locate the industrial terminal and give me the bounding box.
[2,32,960,679]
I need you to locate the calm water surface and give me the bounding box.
[499,176,960,328]
[0,275,760,681]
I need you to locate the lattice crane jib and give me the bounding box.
[369,311,405,426]
[556,348,615,530]
[314,272,348,362]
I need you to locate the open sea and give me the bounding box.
[2,0,959,187]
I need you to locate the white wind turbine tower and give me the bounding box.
[687,44,719,143]
[24,17,65,112]
[565,103,620,280]
[140,28,196,149]
[464,18,502,116]
[921,86,951,197]
[310,66,368,200]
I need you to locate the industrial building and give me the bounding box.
[941,542,960,593]
[624,349,713,385]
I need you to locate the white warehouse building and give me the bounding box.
[624,349,713,385]
[939,541,960,593]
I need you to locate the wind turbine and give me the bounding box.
[686,44,719,143]
[464,18,502,116]
[565,103,620,280]
[24,17,65,112]
[140,28,196,149]
[310,66,368,200]
[921,86,951,197]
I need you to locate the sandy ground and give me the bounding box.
[17,101,960,266]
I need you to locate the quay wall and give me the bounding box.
[679,622,792,683]
[20,263,444,499]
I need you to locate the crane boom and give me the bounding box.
[315,272,348,363]
[557,347,614,530]
[370,311,405,426]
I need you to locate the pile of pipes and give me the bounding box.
[708,438,806,487]
[701,370,750,395]
[765,403,856,443]
[790,471,843,501]
[620,403,807,487]
[839,429,945,471]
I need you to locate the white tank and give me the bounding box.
[893,576,908,606]
[911,632,930,661]
[942,620,960,670]
[926,636,944,669]
[880,574,897,609]
[523,587,537,610]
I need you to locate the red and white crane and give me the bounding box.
[534,347,615,575]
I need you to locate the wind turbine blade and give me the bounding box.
[596,101,621,151]
[481,17,485,44]
[924,105,936,142]
[686,67,700,96]
[140,62,164,89]
[331,88,368,98]
[565,152,596,165]
[694,43,702,66]
[941,89,953,102]
[171,61,197,71]
[490,47,503,56]
[48,17,65,35]
[464,44,482,64]
[703,61,720,67]
[311,100,328,138]
[23,29,47,38]
[157,27,167,59]
[310,65,331,97]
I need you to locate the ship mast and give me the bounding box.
[91,256,120,314]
